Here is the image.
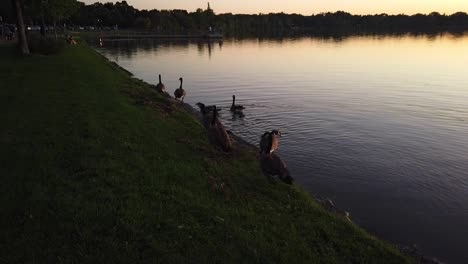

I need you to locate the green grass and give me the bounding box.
[0,44,412,263]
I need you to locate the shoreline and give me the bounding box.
[0,42,415,263]
[95,48,259,152]
[93,47,446,263]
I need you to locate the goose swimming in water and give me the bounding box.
[174,77,186,102]
[155,74,165,93]
[260,130,281,155]
[230,95,245,113]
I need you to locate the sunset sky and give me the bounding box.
[80,0,468,15]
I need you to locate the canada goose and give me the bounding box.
[174,77,186,102]
[196,102,208,115]
[208,105,232,152]
[259,153,294,185]
[196,102,218,115]
[230,95,245,112]
[155,74,165,93]
[196,102,213,129]
[260,130,281,155]
[260,132,271,154]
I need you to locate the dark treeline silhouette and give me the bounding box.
[75,3,468,36]
[2,1,468,36]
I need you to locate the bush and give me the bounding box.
[28,34,66,55]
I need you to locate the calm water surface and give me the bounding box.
[96,34,468,263]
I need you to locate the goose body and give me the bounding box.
[155,74,166,93]
[196,102,214,129]
[174,77,186,102]
[196,102,218,115]
[196,102,208,115]
[259,153,294,184]
[208,105,232,152]
[260,132,272,154]
[260,130,281,155]
[230,95,245,112]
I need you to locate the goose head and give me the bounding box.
[271,130,281,137]
[196,102,205,113]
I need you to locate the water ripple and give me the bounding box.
[96,35,468,263]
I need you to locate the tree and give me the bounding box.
[134,16,151,30]
[11,0,30,55]
[0,0,15,23]
[42,0,79,38]
[64,1,468,36]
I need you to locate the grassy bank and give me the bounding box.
[0,43,411,263]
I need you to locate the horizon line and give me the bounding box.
[83,3,466,16]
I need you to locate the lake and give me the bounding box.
[95,33,468,263]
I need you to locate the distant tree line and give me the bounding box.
[3,1,468,35]
[68,2,468,36]
[2,0,468,54]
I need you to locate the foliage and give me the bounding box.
[64,1,468,36]
[0,0,14,23]
[69,1,216,32]
[49,0,79,21]
[0,44,412,263]
[5,0,79,26]
[3,0,468,35]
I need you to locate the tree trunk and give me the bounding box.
[53,19,57,40]
[11,0,29,55]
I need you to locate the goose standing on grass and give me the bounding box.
[259,153,294,185]
[260,130,281,155]
[208,105,232,152]
[258,129,292,184]
[230,95,245,113]
[174,77,186,102]
[196,102,216,129]
[155,74,166,93]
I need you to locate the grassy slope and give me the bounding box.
[0,44,411,263]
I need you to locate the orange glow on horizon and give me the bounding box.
[81,0,468,15]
